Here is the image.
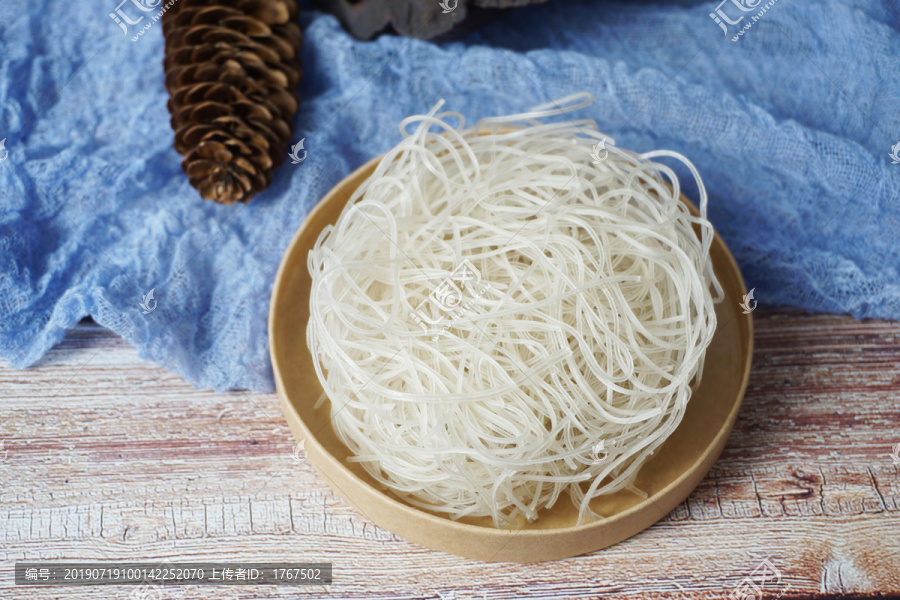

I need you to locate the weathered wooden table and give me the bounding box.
[1,309,898,599]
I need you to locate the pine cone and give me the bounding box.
[163,0,303,204]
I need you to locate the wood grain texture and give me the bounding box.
[1,309,898,599]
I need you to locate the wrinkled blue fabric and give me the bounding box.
[1,0,898,391]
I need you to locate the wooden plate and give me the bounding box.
[269,153,753,562]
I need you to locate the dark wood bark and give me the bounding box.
[314,0,548,40]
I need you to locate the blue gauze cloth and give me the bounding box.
[1,0,898,391]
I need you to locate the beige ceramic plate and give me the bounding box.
[269,152,753,562]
